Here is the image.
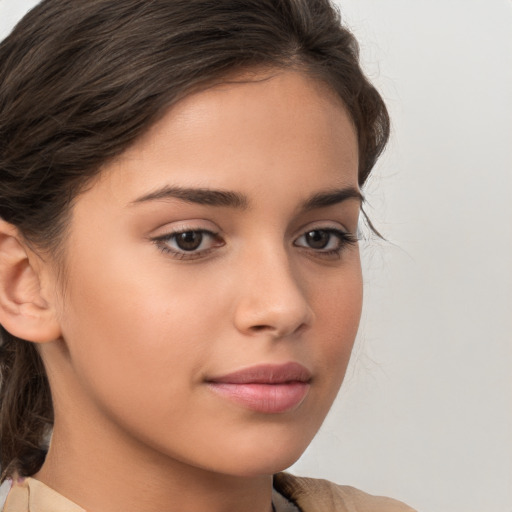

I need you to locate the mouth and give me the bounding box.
[206,362,312,414]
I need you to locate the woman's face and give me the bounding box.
[46,69,362,477]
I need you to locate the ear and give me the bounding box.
[0,219,61,343]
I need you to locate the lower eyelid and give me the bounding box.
[152,226,356,259]
[294,228,353,243]
[152,229,225,259]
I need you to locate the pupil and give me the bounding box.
[306,230,329,249]
[176,231,203,251]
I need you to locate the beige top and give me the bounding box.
[0,472,416,512]
[274,473,417,512]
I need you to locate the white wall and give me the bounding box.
[291,2,512,511]
[1,1,511,511]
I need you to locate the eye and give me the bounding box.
[173,231,206,251]
[294,228,357,256]
[152,229,223,259]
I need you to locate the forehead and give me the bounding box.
[89,68,358,207]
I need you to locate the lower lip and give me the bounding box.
[207,382,310,414]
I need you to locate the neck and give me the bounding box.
[35,416,274,512]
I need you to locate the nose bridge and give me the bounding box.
[233,240,313,337]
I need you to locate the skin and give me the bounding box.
[31,69,362,512]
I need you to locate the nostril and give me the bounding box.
[250,325,269,332]
[248,322,309,337]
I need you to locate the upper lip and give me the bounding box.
[207,362,312,384]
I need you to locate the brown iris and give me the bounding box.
[304,230,331,249]
[175,231,204,251]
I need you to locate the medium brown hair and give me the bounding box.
[0,0,389,479]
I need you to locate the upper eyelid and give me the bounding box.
[151,225,356,262]
[151,229,223,260]
[152,228,220,246]
[151,221,355,239]
[148,220,219,238]
[294,228,356,244]
[154,226,354,249]
[152,223,350,235]
[155,227,218,236]
[146,214,350,245]
[291,220,354,240]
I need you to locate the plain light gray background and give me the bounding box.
[1,1,511,511]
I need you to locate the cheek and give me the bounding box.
[58,245,220,413]
[57,272,227,458]
[51,233,363,474]
[309,258,363,384]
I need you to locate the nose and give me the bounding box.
[232,247,314,338]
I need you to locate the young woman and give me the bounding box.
[0,1,415,510]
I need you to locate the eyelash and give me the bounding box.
[152,229,223,260]
[152,227,358,261]
[293,228,358,259]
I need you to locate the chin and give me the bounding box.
[215,454,303,479]
[201,427,316,478]
[235,454,302,478]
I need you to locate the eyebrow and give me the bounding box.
[300,187,364,212]
[130,185,363,211]
[131,185,248,209]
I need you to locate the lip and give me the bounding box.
[206,362,312,414]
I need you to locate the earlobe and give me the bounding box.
[0,219,61,343]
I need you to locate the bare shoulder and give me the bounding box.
[274,472,417,512]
